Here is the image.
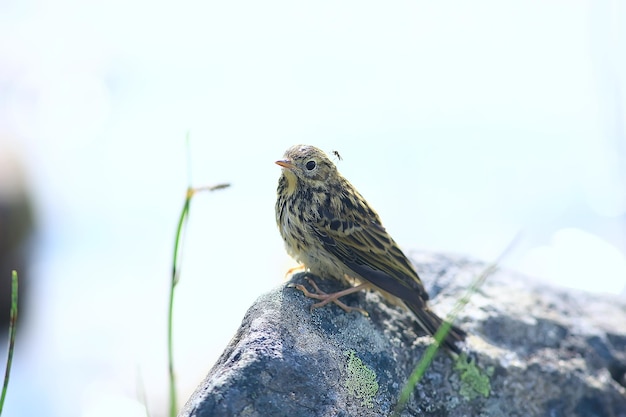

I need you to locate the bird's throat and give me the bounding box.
[281,171,298,196]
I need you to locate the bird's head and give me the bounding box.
[276,145,338,189]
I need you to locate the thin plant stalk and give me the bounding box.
[392,234,520,416]
[168,194,191,417]
[168,184,230,417]
[0,270,18,415]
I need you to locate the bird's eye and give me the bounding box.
[305,160,316,170]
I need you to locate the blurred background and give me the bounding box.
[1,1,625,416]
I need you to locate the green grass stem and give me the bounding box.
[167,147,230,417]
[392,234,520,416]
[0,270,18,416]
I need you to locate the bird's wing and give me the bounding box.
[312,210,430,306]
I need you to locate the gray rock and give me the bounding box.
[179,252,626,417]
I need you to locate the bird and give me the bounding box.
[275,144,466,353]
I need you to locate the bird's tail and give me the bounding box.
[406,302,466,354]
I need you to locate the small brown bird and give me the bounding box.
[275,144,466,353]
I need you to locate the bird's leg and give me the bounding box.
[284,264,306,278]
[291,277,371,316]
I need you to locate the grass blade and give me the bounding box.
[0,270,18,415]
[393,234,520,416]
[168,183,230,417]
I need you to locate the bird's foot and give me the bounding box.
[289,277,370,316]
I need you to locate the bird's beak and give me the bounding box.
[275,159,295,170]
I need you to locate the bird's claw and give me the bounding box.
[289,278,369,316]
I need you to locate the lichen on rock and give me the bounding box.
[454,354,493,400]
[345,350,379,408]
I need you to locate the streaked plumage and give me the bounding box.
[275,144,466,353]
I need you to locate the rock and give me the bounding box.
[179,252,626,417]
